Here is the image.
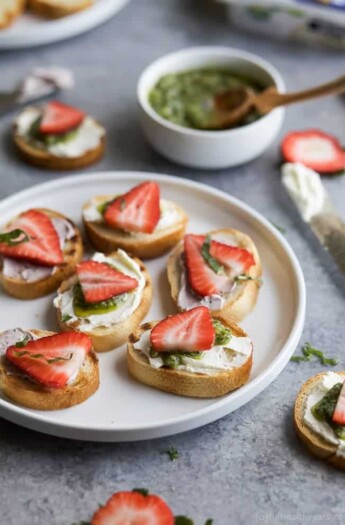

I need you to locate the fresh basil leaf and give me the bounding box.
[167,447,179,461]
[0,229,30,246]
[175,517,194,525]
[15,336,30,348]
[13,350,73,365]
[201,235,224,274]
[290,342,338,366]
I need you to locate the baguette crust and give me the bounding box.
[0,0,25,29]
[167,229,262,323]
[0,329,99,410]
[127,316,253,398]
[57,256,153,352]
[28,0,92,18]
[294,372,345,470]
[0,208,83,300]
[14,132,105,171]
[83,196,188,259]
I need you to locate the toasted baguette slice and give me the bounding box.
[0,208,83,300]
[57,256,153,352]
[83,196,188,260]
[127,315,253,398]
[0,0,25,29]
[0,329,99,410]
[28,0,92,18]
[167,228,262,323]
[14,130,105,171]
[294,372,345,470]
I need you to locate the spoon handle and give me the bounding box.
[258,75,345,112]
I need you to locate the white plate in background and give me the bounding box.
[0,0,129,49]
[0,172,306,441]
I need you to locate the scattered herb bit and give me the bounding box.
[0,229,30,246]
[205,521,214,525]
[234,274,262,285]
[132,488,149,497]
[161,352,203,369]
[71,522,90,525]
[312,383,345,439]
[290,342,338,366]
[213,319,231,346]
[149,348,160,359]
[201,235,224,274]
[167,447,179,461]
[13,350,73,365]
[61,314,73,323]
[15,336,30,348]
[175,517,194,525]
[270,221,286,234]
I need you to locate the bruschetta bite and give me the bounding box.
[55,250,153,352]
[0,208,83,299]
[167,229,262,323]
[294,371,345,470]
[14,100,105,170]
[127,306,253,398]
[83,181,188,259]
[28,0,92,18]
[0,329,99,410]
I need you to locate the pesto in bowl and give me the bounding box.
[149,68,263,130]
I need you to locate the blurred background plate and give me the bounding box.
[0,0,129,50]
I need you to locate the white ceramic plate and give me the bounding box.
[0,0,129,49]
[0,172,306,442]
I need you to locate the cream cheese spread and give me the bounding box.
[1,217,75,283]
[82,197,182,233]
[282,162,327,222]
[303,372,345,457]
[54,250,145,332]
[16,107,105,159]
[134,328,252,376]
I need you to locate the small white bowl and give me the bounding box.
[137,46,285,170]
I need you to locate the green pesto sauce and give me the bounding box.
[72,283,125,318]
[149,68,262,130]
[312,383,345,440]
[29,117,79,147]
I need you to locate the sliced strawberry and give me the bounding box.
[6,332,92,389]
[210,240,255,276]
[332,381,345,426]
[184,234,232,297]
[281,129,345,174]
[91,491,174,525]
[76,260,138,304]
[39,101,85,135]
[150,306,215,353]
[104,181,160,234]
[0,209,63,267]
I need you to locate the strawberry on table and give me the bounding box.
[332,381,345,426]
[76,260,138,304]
[104,181,161,234]
[91,490,174,525]
[281,129,345,174]
[150,306,215,353]
[0,209,63,266]
[6,332,92,389]
[39,101,85,135]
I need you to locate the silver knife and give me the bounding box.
[0,85,60,117]
[282,163,345,276]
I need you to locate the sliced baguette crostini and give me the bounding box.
[0,0,25,29]
[83,181,188,259]
[167,229,262,323]
[28,0,92,19]
[55,250,153,353]
[0,329,99,410]
[127,306,253,398]
[294,371,345,470]
[14,101,105,170]
[0,208,83,300]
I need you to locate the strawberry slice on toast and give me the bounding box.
[332,381,345,426]
[0,209,63,267]
[150,306,215,353]
[76,260,138,304]
[6,332,92,389]
[91,491,174,525]
[281,129,345,174]
[39,101,85,135]
[104,181,161,234]
[209,239,255,276]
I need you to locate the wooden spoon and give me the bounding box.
[199,75,345,130]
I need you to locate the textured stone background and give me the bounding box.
[0,1,345,524]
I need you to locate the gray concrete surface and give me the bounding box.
[0,1,345,524]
